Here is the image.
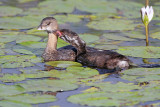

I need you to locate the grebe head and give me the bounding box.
[38,17,58,33]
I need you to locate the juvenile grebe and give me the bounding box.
[59,31,131,70]
[38,17,96,61]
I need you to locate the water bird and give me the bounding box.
[38,17,131,70]
[38,17,96,62]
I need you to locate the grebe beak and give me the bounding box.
[37,25,43,30]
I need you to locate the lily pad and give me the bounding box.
[88,82,141,92]
[0,84,25,97]
[46,61,82,68]
[122,75,160,82]
[0,74,26,83]
[16,34,42,43]
[54,14,82,24]
[18,79,78,92]
[27,28,47,37]
[150,31,160,40]
[122,68,160,76]
[87,18,139,31]
[0,55,41,68]
[117,46,160,58]
[4,93,56,104]
[19,41,46,49]
[68,91,139,106]
[123,31,146,39]
[0,6,22,17]
[0,100,31,107]
[13,49,34,55]
[102,33,136,41]
[79,34,99,43]
[0,15,46,30]
[17,0,35,3]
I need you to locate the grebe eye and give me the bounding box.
[46,22,51,25]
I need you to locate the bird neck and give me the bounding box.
[45,33,58,53]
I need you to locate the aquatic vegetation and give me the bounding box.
[140,0,154,46]
[0,0,160,106]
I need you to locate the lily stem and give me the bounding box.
[145,0,149,7]
[145,24,149,46]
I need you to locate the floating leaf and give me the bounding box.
[123,31,146,39]
[16,34,42,43]
[27,28,47,37]
[46,61,82,68]
[0,55,41,68]
[102,33,136,41]
[122,68,160,76]
[0,6,22,17]
[19,41,46,49]
[87,18,139,31]
[68,91,139,106]
[13,49,34,55]
[0,74,26,82]
[0,84,25,97]
[4,93,56,104]
[17,0,35,3]
[18,79,78,92]
[0,100,31,107]
[54,14,82,24]
[79,34,99,43]
[117,46,160,58]
[150,31,160,40]
[88,82,141,92]
[0,15,46,29]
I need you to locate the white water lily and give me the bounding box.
[141,6,154,26]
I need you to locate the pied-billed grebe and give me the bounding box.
[38,17,77,61]
[39,17,131,70]
[59,31,131,70]
[38,17,96,61]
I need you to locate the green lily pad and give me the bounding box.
[117,46,160,58]
[87,18,139,31]
[0,55,41,68]
[16,34,42,43]
[19,41,46,49]
[57,38,70,48]
[4,93,56,104]
[150,31,160,40]
[122,74,160,82]
[0,74,26,83]
[88,82,141,92]
[0,15,46,30]
[123,31,146,39]
[0,34,17,43]
[68,91,139,106]
[76,0,109,13]
[17,0,35,3]
[102,33,136,41]
[54,14,82,24]
[18,79,78,92]
[0,84,25,97]
[46,61,82,68]
[13,49,34,55]
[79,34,99,43]
[27,28,47,37]
[0,100,31,107]
[0,6,22,17]
[122,68,160,76]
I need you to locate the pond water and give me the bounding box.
[0,0,160,107]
